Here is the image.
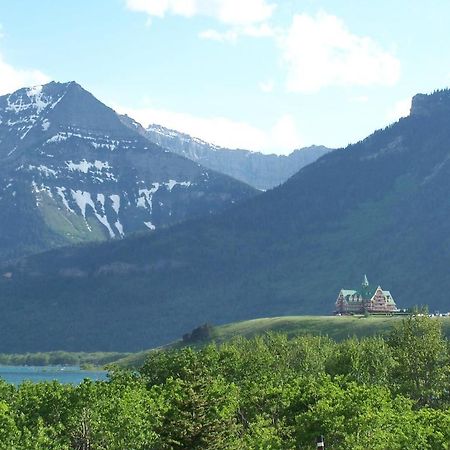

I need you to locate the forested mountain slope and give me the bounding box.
[3,89,450,352]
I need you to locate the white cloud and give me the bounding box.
[126,0,276,25]
[279,11,401,93]
[242,23,276,38]
[259,80,274,93]
[270,114,302,150]
[386,97,412,123]
[199,28,239,43]
[0,27,50,94]
[199,23,275,43]
[0,53,50,95]
[115,103,302,154]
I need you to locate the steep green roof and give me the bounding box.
[340,289,357,297]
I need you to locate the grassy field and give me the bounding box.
[113,315,450,368]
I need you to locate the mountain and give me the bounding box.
[0,81,257,261]
[120,117,331,190]
[3,88,450,353]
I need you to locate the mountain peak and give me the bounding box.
[1,80,90,122]
[3,82,69,115]
[410,88,450,117]
[0,80,139,147]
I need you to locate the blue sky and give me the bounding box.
[0,0,449,154]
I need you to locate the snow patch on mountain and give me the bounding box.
[91,141,118,151]
[26,85,50,114]
[46,133,68,144]
[110,194,120,214]
[70,189,116,237]
[115,220,124,237]
[42,119,50,131]
[28,165,58,177]
[144,221,156,230]
[31,181,53,206]
[71,190,94,222]
[66,160,117,181]
[137,183,160,211]
[66,159,111,173]
[166,179,192,191]
[45,131,124,151]
[56,187,74,213]
[4,85,68,144]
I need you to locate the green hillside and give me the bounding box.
[213,315,409,341]
[114,315,450,368]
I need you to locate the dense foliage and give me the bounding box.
[0,316,450,449]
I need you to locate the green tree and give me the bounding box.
[326,336,395,385]
[294,378,430,449]
[67,373,164,449]
[157,375,241,449]
[388,316,450,406]
[0,401,19,450]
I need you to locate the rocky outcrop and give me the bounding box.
[410,89,450,117]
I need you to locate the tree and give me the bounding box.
[0,401,19,450]
[388,316,450,406]
[326,336,395,385]
[293,379,430,449]
[157,376,242,450]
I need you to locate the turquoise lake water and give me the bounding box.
[0,365,107,385]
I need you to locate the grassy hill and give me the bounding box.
[113,315,450,368]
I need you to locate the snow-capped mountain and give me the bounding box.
[0,81,256,261]
[132,121,332,191]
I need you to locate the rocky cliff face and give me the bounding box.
[0,82,256,261]
[410,89,450,117]
[134,122,332,191]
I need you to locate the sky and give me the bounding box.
[0,0,449,154]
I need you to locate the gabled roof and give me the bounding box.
[339,284,393,301]
[340,289,357,296]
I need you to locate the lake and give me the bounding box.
[0,365,108,385]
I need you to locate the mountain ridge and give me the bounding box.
[119,116,332,190]
[0,81,257,261]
